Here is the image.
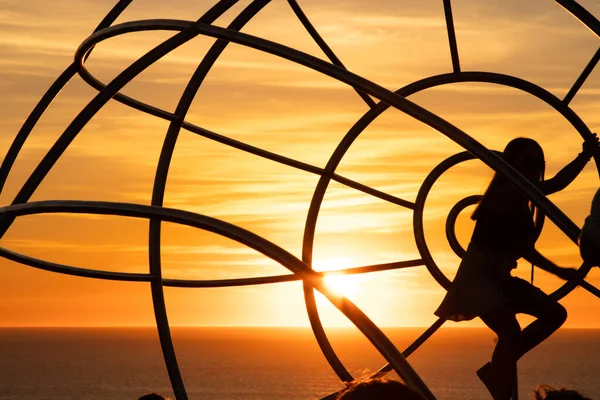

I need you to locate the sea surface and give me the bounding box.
[1,327,598,400]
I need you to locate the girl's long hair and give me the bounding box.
[472,138,546,231]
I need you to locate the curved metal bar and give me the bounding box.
[328,259,425,275]
[0,0,133,195]
[150,0,272,221]
[445,195,482,258]
[301,95,407,382]
[163,259,424,288]
[0,244,422,288]
[181,122,326,174]
[442,0,461,73]
[0,246,151,281]
[0,242,422,287]
[286,0,376,108]
[148,3,241,400]
[73,18,331,177]
[372,317,447,379]
[399,72,598,151]
[555,0,600,38]
[581,279,600,297]
[148,5,270,398]
[414,152,474,289]
[74,18,240,123]
[563,47,600,105]
[0,64,77,196]
[552,262,594,300]
[0,199,435,399]
[331,173,416,209]
[84,0,134,65]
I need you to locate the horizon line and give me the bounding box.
[2,325,599,329]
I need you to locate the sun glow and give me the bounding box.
[322,274,360,299]
[313,256,366,299]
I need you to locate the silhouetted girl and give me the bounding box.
[435,136,598,400]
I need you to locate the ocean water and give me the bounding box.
[0,327,598,400]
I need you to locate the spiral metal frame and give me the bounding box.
[1,1,599,399]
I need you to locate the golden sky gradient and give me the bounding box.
[1,0,599,328]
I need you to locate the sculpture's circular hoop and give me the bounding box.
[413,152,479,289]
[301,72,600,381]
[445,195,482,259]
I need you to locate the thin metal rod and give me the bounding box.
[67,54,332,177]
[332,173,416,209]
[442,0,461,73]
[414,151,474,289]
[183,123,325,174]
[563,47,600,105]
[145,3,243,399]
[0,244,422,287]
[381,317,447,374]
[555,0,600,38]
[287,0,376,108]
[0,247,152,281]
[445,194,482,258]
[148,5,270,398]
[580,277,600,297]
[164,259,425,288]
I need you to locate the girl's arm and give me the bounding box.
[539,133,599,195]
[522,248,578,280]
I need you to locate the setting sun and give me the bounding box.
[322,274,360,299]
[312,257,370,300]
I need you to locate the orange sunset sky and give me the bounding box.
[1,0,600,328]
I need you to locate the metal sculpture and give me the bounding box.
[1,1,599,399]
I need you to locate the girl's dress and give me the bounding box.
[435,205,536,321]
